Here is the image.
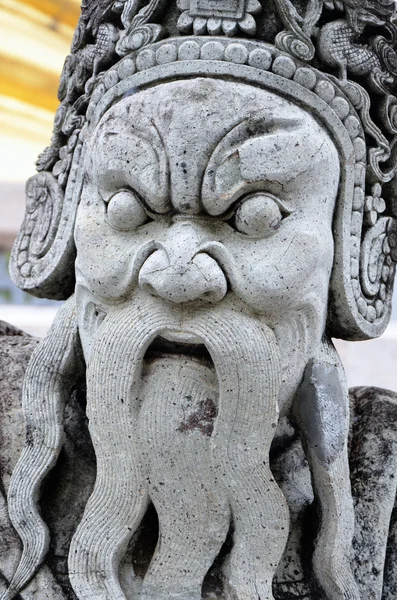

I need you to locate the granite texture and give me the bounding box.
[1,332,396,598]
[3,0,397,598]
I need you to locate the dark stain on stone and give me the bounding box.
[293,359,347,465]
[0,321,27,337]
[177,397,217,436]
[25,423,34,447]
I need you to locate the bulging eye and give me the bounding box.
[106,189,149,231]
[235,193,284,238]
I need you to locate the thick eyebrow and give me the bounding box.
[200,115,306,214]
[91,123,170,212]
[204,115,305,175]
[202,121,331,215]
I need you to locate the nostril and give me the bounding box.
[141,281,159,297]
[192,253,228,301]
[138,248,170,295]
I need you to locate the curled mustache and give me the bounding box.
[3,297,289,600]
[69,299,289,599]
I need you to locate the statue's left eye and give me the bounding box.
[106,189,149,231]
[234,193,284,238]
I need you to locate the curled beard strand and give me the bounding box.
[138,358,230,600]
[186,310,290,597]
[68,300,291,598]
[3,297,81,600]
[68,304,175,600]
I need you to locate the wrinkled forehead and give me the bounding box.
[88,78,339,214]
[92,77,327,153]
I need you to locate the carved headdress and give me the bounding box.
[10,0,397,340]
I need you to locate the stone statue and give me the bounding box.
[2,1,397,599]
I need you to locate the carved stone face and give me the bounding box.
[72,79,343,598]
[75,77,339,335]
[75,78,339,409]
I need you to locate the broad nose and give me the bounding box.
[138,222,227,303]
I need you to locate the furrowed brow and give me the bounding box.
[201,116,307,215]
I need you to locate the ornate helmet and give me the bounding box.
[10,0,397,340]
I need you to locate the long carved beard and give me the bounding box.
[68,298,290,600]
[274,293,327,416]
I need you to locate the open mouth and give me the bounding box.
[146,332,212,363]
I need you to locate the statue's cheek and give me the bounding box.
[231,229,333,313]
[75,220,133,300]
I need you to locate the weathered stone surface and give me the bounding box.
[0,326,95,599]
[0,328,66,598]
[3,0,397,598]
[2,334,396,599]
[0,330,38,489]
[349,387,397,600]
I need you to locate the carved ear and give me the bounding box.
[9,166,81,300]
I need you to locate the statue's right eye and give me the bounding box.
[105,189,149,231]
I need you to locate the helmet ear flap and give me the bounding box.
[328,187,396,341]
[9,168,81,300]
[360,216,394,303]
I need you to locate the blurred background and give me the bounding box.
[0,0,396,390]
[0,0,78,331]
